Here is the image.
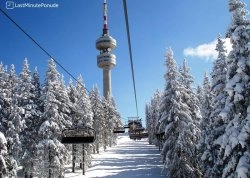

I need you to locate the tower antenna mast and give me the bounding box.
[103,0,108,35]
[96,0,117,99]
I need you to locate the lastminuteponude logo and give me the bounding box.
[6,1,59,9]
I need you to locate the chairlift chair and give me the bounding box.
[134,128,145,132]
[61,127,96,144]
[129,131,148,140]
[113,127,125,133]
[123,125,129,129]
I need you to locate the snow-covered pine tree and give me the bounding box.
[179,59,202,176]
[108,97,122,146]
[200,73,213,123]
[101,95,119,148]
[196,85,204,109]
[216,0,250,177]
[101,98,110,151]
[0,63,20,177]
[31,67,43,130]
[8,64,17,96]
[66,78,78,171]
[37,59,70,178]
[146,90,163,145]
[14,59,42,178]
[90,86,105,154]
[58,74,72,129]
[75,75,93,128]
[179,59,201,127]
[74,75,93,169]
[0,63,10,134]
[198,73,213,173]
[5,64,19,177]
[0,132,8,177]
[160,48,201,178]
[201,36,228,177]
[145,104,151,141]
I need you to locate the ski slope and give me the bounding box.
[65,133,166,177]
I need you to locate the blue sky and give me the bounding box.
[0,0,244,124]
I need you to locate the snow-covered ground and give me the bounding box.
[65,133,166,177]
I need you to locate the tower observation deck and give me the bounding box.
[96,0,117,99]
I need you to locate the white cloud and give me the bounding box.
[183,38,232,61]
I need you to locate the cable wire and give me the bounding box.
[0,7,124,126]
[0,7,90,94]
[0,5,137,123]
[123,0,139,118]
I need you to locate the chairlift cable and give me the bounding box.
[0,6,134,126]
[0,7,90,94]
[0,7,124,129]
[123,0,139,118]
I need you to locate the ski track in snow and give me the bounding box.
[65,133,166,178]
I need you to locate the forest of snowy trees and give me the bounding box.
[0,58,122,177]
[1,0,250,178]
[146,0,250,177]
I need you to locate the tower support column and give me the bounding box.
[103,68,111,99]
[96,0,116,100]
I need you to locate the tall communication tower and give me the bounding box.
[96,0,117,99]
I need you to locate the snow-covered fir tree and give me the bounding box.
[90,86,105,154]
[199,72,213,122]
[198,72,213,172]
[74,75,93,128]
[201,36,228,177]
[0,63,10,134]
[179,59,202,176]
[160,48,201,178]
[146,89,163,145]
[101,97,111,151]
[58,74,72,128]
[14,59,42,178]
[196,85,204,109]
[108,97,122,146]
[90,87,105,153]
[0,131,16,177]
[178,59,201,127]
[216,0,250,177]
[74,75,93,169]
[145,104,151,132]
[37,59,70,178]
[30,66,43,130]
[8,64,18,96]
[0,57,124,176]
[101,95,121,148]
[0,63,20,177]
[0,131,7,177]
[66,78,78,171]
[5,64,19,177]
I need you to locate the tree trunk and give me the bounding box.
[97,140,99,154]
[49,147,52,178]
[72,144,76,172]
[82,144,85,175]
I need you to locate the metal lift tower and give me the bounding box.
[96,0,117,99]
